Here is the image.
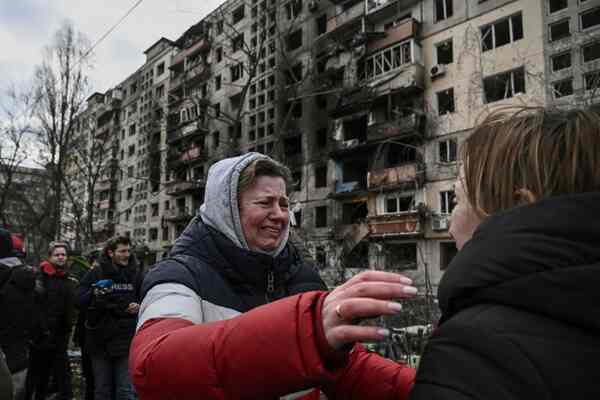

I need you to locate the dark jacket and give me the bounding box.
[410,192,600,400]
[0,257,40,372]
[78,255,142,358]
[33,261,76,352]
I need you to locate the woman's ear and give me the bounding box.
[514,188,537,205]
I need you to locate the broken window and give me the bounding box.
[342,202,368,224]
[552,78,574,98]
[216,47,223,62]
[315,206,328,227]
[435,0,453,22]
[549,19,570,42]
[440,242,458,270]
[156,62,165,76]
[438,138,457,163]
[232,5,245,24]
[385,243,417,270]
[148,228,158,242]
[548,0,567,14]
[215,75,222,91]
[364,41,412,79]
[383,194,414,214]
[232,34,245,52]
[583,41,600,63]
[230,63,244,82]
[436,39,453,64]
[440,190,455,214]
[316,127,327,147]
[580,7,600,30]
[315,165,328,188]
[386,146,416,167]
[481,13,523,51]
[483,67,525,103]
[584,71,600,91]
[285,0,302,20]
[286,29,303,51]
[284,136,302,158]
[342,115,368,142]
[316,14,327,35]
[437,88,455,115]
[551,51,571,71]
[291,169,302,191]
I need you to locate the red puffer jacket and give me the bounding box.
[130,290,415,400]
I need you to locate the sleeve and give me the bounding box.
[77,268,97,310]
[130,288,415,400]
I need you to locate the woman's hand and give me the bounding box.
[322,271,418,350]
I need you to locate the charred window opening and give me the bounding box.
[342,115,367,142]
[315,206,328,227]
[386,146,417,167]
[342,201,368,224]
[284,135,302,157]
[342,159,368,187]
[384,243,417,270]
[315,165,328,188]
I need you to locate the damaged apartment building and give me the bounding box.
[64,0,600,288]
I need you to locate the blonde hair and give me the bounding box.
[462,106,600,216]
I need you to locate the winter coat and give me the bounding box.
[78,255,143,358]
[131,220,415,400]
[32,261,76,352]
[0,257,40,372]
[409,192,600,400]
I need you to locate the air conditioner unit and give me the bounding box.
[432,216,449,231]
[308,0,319,11]
[430,64,447,80]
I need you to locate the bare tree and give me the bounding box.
[32,21,92,239]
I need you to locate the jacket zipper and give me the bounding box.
[266,268,275,302]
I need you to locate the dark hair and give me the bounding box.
[462,106,600,216]
[237,157,292,197]
[103,236,131,257]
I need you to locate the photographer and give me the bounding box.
[78,237,143,400]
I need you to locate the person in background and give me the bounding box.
[26,242,76,400]
[130,153,418,400]
[78,237,143,400]
[408,107,600,399]
[0,229,39,400]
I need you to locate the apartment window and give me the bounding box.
[151,203,159,217]
[315,165,327,188]
[230,63,244,82]
[316,127,327,147]
[214,102,220,118]
[162,227,169,241]
[285,0,302,20]
[286,29,303,51]
[232,34,244,52]
[440,242,458,270]
[232,5,245,24]
[316,14,327,35]
[552,78,574,98]
[439,138,457,163]
[216,20,224,34]
[268,107,275,119]
[127,188,133,200]
[128,144,135,157]
[149,228,158,242]
[129,123,136,136]
[440,190,455,214]
[437,88,455,115]
[215,75,222,91]
[483,67,526,103]
[583,41,600,63]
[384,194,413,214]
[551,51,572,71]
[364,40,412,79]
[124,209,131,222]
[156,62,165,76]
[581,7,600,30]
[267,124,274,136]
[315,247,326,268]
[548,0,567,14]
[436,39,453,64]
[584,71,600,91]
[481,13,523,51]
[549,19,570,42]
[291,170,302,191]
[216,47,223,62]
[127,166,134,178]
[315,206,328,228]
[435,0,453,22]
[213,131,220,149]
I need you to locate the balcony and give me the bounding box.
[330,179,368,199]
[329,138,369,157]
[367,113,425,142]
[168,146,208,168]
[367,163,424,191]
[366,0,420,20]
[366,19,419,53]
[367,63,425,97]
[368,211,422,237]
[322,1,364,38]
[167,120,208,144]
[165,180,206,196]
[163,207,194,222]
[96,199,111,210]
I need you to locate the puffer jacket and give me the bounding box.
[0,257,40,372]
[410,192,600,400]
[78,255,143,358]
[130,219,416,400]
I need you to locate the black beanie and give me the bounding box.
[0,228,13,258]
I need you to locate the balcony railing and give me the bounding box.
[367,113,425,142]
[367,163,424,190]
[165,180,205,196]
[368,211,422,237]
[163,207,194,221]
[325,2,364,35]
[366,19,419,53]
[167,120,208,143]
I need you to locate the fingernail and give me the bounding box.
[403,286,418,295]
[377,329,390,337]
[388,302,403,312]
[400,277,413,285]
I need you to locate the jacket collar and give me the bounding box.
[439,192,600,331]
[40,261,67,278]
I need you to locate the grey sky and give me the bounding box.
[0,0,222,93]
